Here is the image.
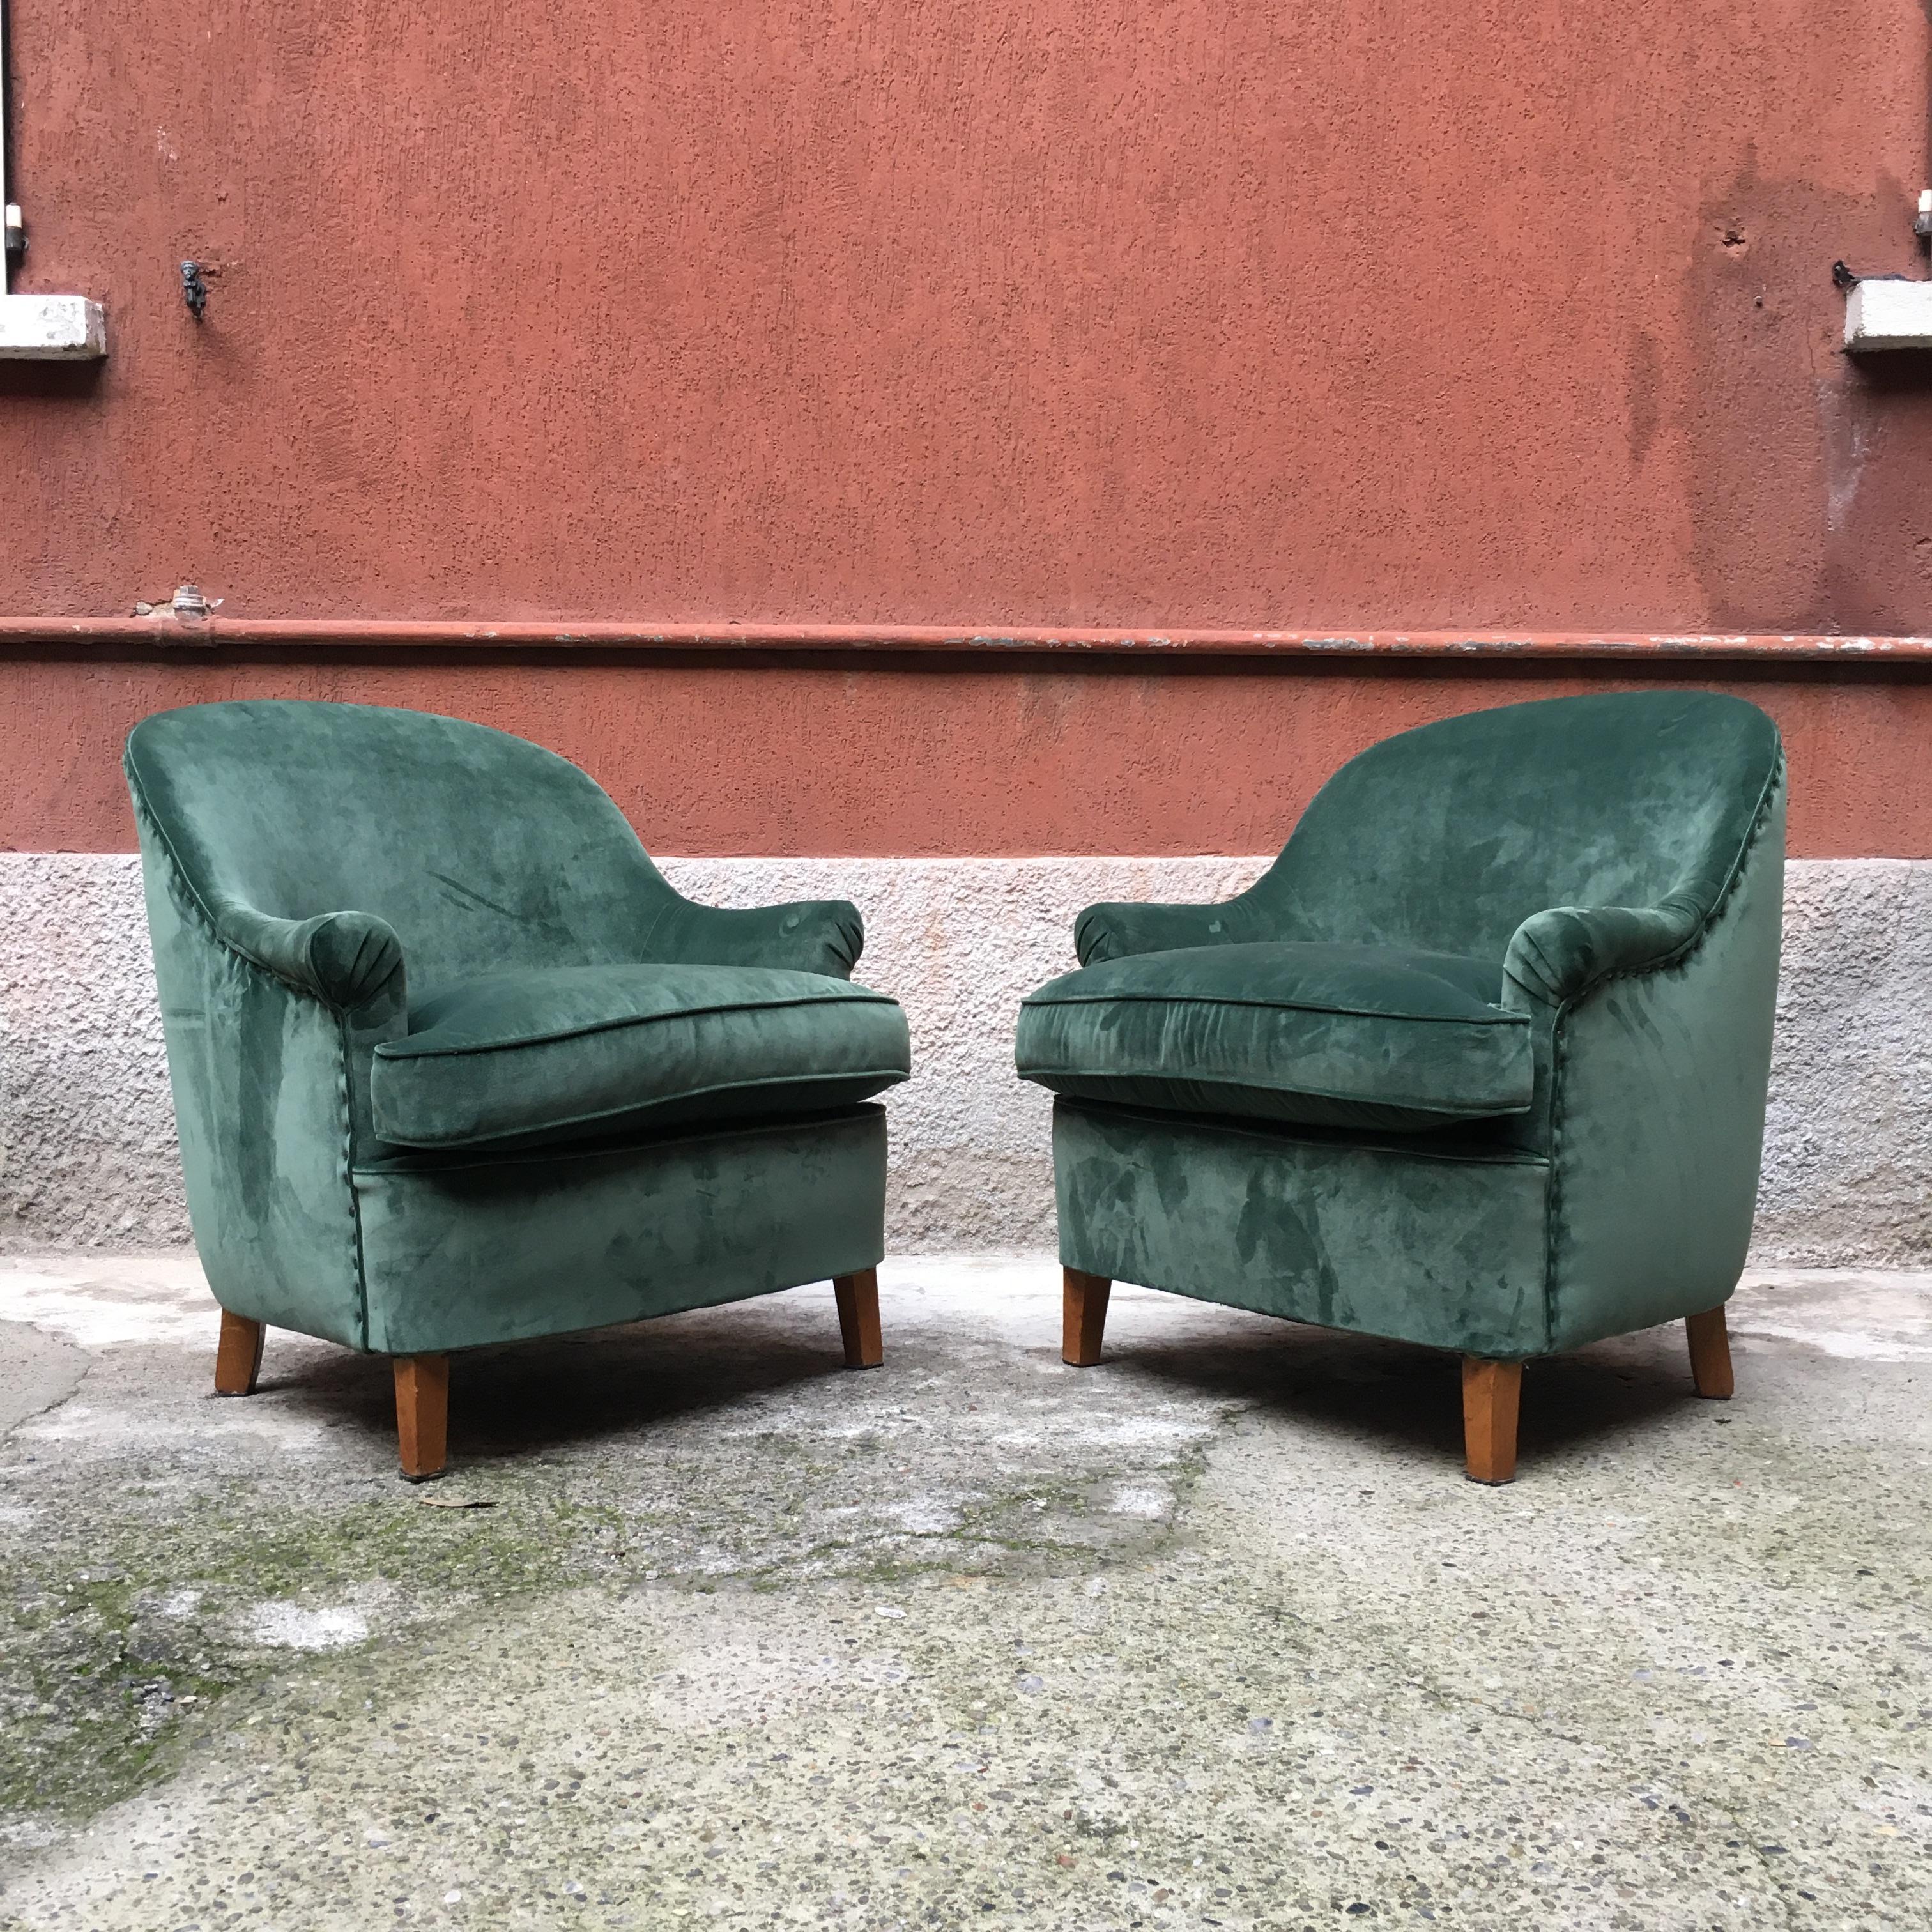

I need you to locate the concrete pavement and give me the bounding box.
[1,1256,1928,1929]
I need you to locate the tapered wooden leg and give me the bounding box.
[213,1310,265,1396]
[1685,1306,1735,1399]
[1062,1269,1112,1367]
[834,1270,883,1368]
[1462,1357,1522,1485]
[392,1354,449,1481]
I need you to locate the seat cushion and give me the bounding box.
[1016,942,1533,1131]
[371,963,910,1149]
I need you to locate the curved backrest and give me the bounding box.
[1252,691,1783,959]
[126,700,672,989]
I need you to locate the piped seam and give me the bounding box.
[1539,752,1786,1353]
[129,783,373,1351]
[374,1064,913,1148]
[379,989,901,1059]
[1023,1068,1531,1119]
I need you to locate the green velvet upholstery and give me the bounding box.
[1018,942,1531,1131]
[126,698,904,1360]
[1025,691,1786,1362]
[1054,1101,1551,1358]
[355,1109,889,1357]
[372,963,908,1149]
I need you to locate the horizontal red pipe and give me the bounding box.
[5,617,1932,661]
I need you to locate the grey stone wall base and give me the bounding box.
[1756,860,1932,1266]
[0,855,188,1250]
[1,855,1924,1266]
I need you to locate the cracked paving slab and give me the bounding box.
[0,1256,1928,1928]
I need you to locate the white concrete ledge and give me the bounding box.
[1844,278,1932,352]
[1,855,1926,1265]
[0,293,107,360]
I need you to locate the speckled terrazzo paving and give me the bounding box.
[0,1257,1928,1929]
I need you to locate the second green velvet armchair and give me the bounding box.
[128,700,910,1478]
[1016,691,1785,1482]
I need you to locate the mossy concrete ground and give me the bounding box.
[1,1255,1928,1929]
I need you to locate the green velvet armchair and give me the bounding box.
[127,700,910,1478]
[1016,692,1784,1482]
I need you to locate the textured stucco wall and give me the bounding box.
[0,855,183,1247]
[1,855,1926,1265]
[1754,859,1932,1262]
[6,3,1932,635]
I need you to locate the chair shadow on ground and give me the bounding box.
[1102,1315,1707,1469]
[250,1294,1709,1475]
[257,1296,864,1466]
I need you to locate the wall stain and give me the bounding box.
[1685,151,1932,634]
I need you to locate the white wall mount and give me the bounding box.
[1844,276,1932,352]
[1842,189,1932,353]
[0,290,107,358]
[0,4,108,360]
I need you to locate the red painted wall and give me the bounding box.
[5,1,1931,632]
[6,655,1926,858]
[4,5,1931,857]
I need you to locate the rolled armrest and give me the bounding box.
[215,903,406,1012]
[646,896,864,978]
[1074,897,1270,966]
[1503,894,1706,1009]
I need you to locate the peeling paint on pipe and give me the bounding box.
[4,619,1932,662]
